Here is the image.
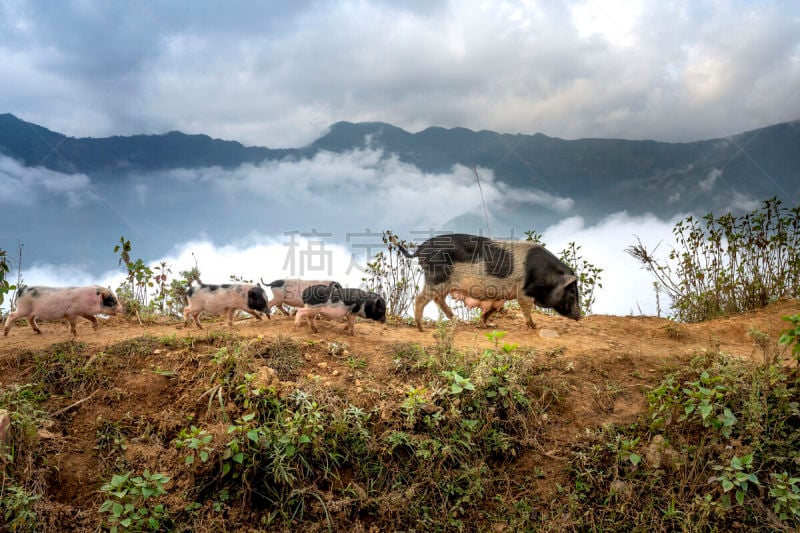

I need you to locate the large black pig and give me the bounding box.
[397,233,581,331]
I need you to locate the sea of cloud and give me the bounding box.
[1,142,686,318]
[3,211,682,318]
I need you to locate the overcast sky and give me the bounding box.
[1,0,798,148]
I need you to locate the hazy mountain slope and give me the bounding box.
[1,113,798,218]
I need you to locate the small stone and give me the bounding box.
[317,362,328,369]
[37,429,60,440]
[331,369,340,376]
[609,479,631,498]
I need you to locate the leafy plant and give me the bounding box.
[680,371,737,439]
[710,454,759,507]
[0,484,40,532]
[627,198,800,322]
[768,472,800,521]
[114,237,154,318]
[0,248,16,309]
[617,437,642,467]
[778,314,800,364]
[362,230,423,318]
[441,370,475,395]
[98,470,171,532]
[173,426,213,466]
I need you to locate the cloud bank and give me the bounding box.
[160,147,574,231]
[3,212,684,318]
[0,156,96,207]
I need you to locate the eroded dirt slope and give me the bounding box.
[0,299,797,529]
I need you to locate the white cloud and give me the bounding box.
[161,147,575,229]
[727,191,762,213]
[4,211,686,319]
[0,156,97,206]
[699,167,722,191]
[541,211,685,316]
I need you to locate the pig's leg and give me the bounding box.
[245,309,262,321]
[66,315,79,336]
[345,314,356,336]
[82,314,100,331]
[414,285,440,332]
[518,295,536,329]
[479,307,499,328]
[28,315,42,334]
[225,308,235,327]
[433,293,455,319]
[192,312,203,329]
[3,311,22,336]
[269,298,290,316]
[294,308,313,330]
[307,313,319,333]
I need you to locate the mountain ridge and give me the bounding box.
[1,112,798,218]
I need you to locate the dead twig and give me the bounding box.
[50,388,101,417]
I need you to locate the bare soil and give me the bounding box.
[1,299,797,531]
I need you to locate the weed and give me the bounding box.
[173,426,213,466]
[778,314,800,364]
[0,484,40,532]
[390,342,430,375]
[768,472,800,521]
[253,334,304,380]
[362,230,423,318]
[30,342,106,397]
[710,454,759,507]
[98,470,172,532]
[663,322,688,340]
[0,248,16,308]
[627,198,800,322]
[345,356,367,369]
[553,348,800,531]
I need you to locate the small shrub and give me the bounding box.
[98,470,172,532]
[253,334,304,380]
[627,198,800,322]
[0,248,16,309]
[710,454,759,507]
[0,484,40,532]
[362,230,423,318]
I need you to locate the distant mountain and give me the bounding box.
[1,112,798,218]
[0,113,289,173]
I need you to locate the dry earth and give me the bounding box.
[1,299,798,529]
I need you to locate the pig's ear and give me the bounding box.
[559,275,578,290]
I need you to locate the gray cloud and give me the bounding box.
[160,146,575,229]
[0,155,96,206]
[0,1,798,149]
